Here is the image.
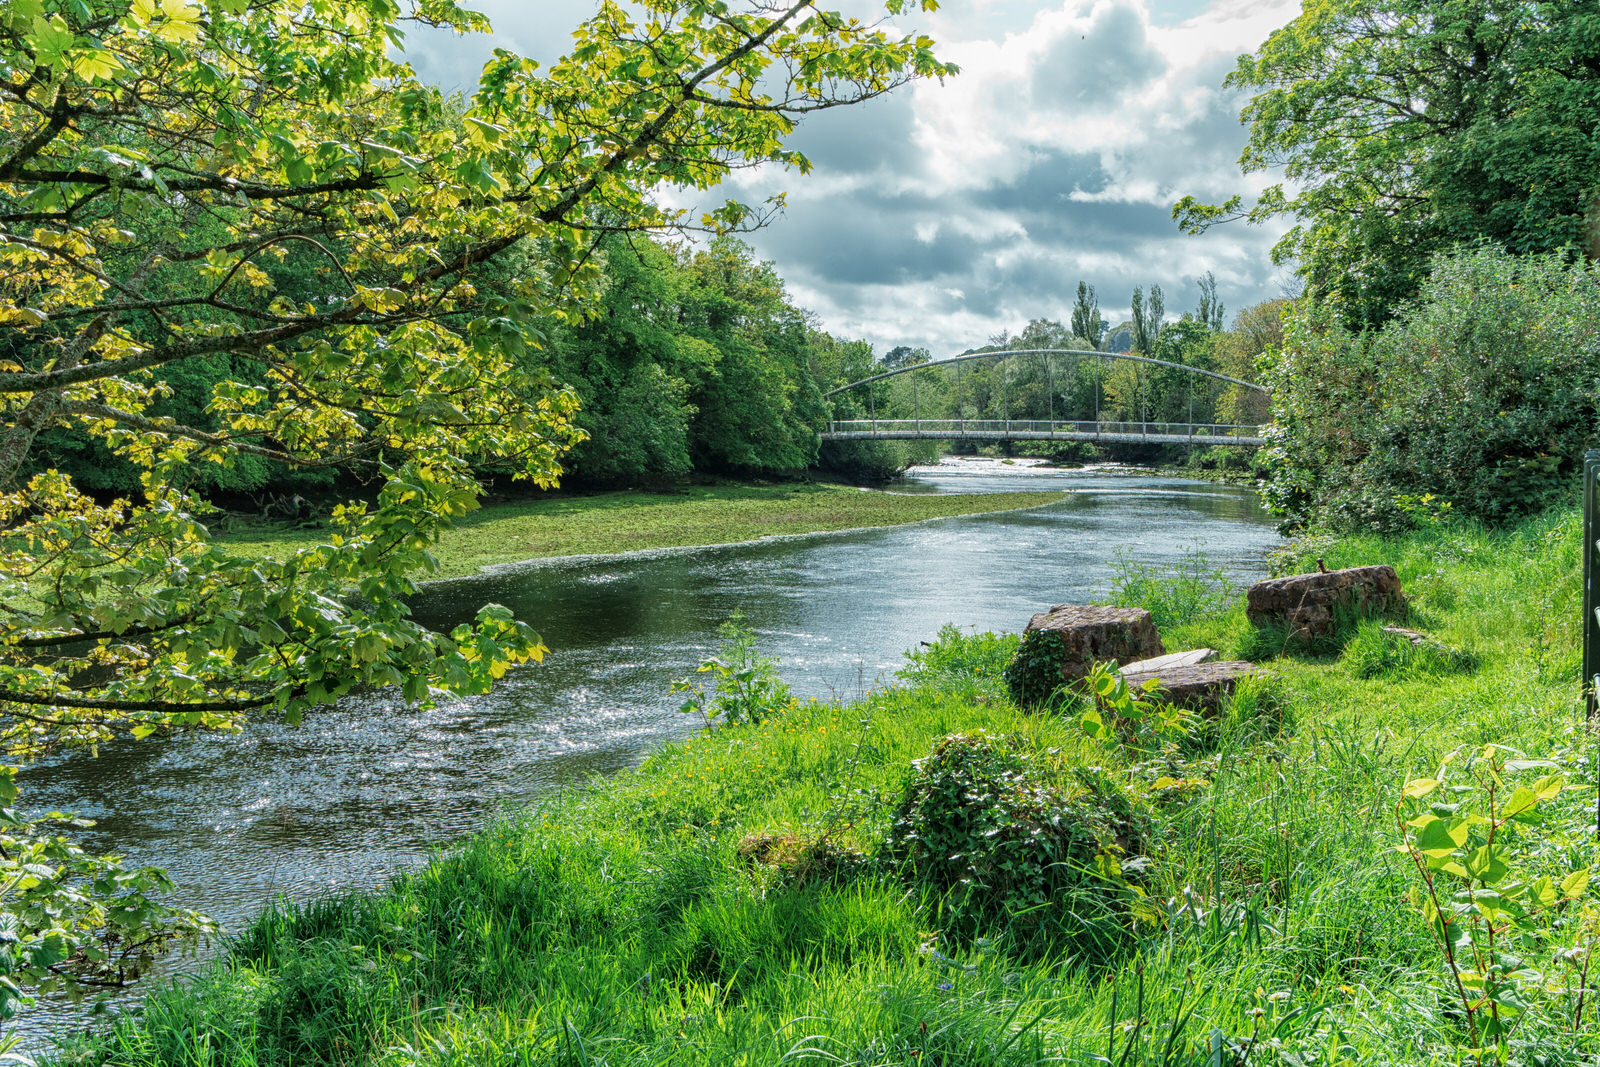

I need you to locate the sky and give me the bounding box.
[402,0,1303,357]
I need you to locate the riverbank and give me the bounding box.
[55,507,1597,1064]
[217,483,1067,580]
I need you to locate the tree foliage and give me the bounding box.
[1175,0,1600,326]
[1129,285,1163,355]
[1069,281,1105,350]
[1259,247,1600,529]
[0,0,951,1007]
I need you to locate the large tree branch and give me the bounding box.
[0,688,280,713]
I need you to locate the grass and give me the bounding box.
[44,508,1600,1066]
[215,483,1067,580]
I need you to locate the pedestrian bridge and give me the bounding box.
[821,419,1266,446]
[820,348,1269,447]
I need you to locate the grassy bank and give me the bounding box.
[52,510,1598,1065]
[217,484,1066,580]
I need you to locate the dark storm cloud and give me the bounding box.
[1028,2,1166,108]
[755,191,988,286]
[786,93,922,178]
[971,150,1111,213]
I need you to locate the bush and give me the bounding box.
[1262,247,1600,530]
[884,731,1149,955]
[1001,629,1071,708]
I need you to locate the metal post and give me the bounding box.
[1187,373,1194,439]
[1140,367,1147,437]
[1000,354,1008,434]
[870,384,876,434]
[1584,449,1600,717]
[1584,450,1600,837]
[957,360,964,436]
[913,364,919,430]
[1048,352,1054,431]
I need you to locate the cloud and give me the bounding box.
[720,0,1300,353]
[405,0,1300,354]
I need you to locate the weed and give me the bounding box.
[1341,620,1476,680]
[672,614,794,727]
[1109,545,1236,631]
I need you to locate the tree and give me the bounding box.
[1129,285,1164,354]
[1193,271,1225,332]
[0,0,951,1007]
[1070,281,1106,349]
[880,345,930,369]
[1174,0,1600,326]
[1260,248,1600,528]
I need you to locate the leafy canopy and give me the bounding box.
[0,0,952,1007]
[1175,0,1600,325]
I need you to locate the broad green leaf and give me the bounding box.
[29,14,76,66]
[1465,845,1511,885]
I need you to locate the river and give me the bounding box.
[14,460,1278,1046]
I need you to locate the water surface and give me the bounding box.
[16,461,1277,1042]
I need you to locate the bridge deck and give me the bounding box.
[822,419,1265,448]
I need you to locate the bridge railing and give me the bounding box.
[823,419,1265,440]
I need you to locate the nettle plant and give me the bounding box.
[1395,745,1597,1061]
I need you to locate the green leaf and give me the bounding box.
[1415,816,1469,861]
[1465,845,1511,885]
[1561,867,1591,900]
[29,14,76,66]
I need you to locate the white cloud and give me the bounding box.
[406,0,1301,353]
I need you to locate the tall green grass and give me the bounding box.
[48,509,1599,1066]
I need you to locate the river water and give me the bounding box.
[15,460,1278,1045]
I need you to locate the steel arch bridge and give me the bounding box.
[821,348,1269,447]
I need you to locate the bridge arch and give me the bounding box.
[822,347,1269,447]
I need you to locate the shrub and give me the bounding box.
[1262,247,1600,530]
[884,731,1150,955]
